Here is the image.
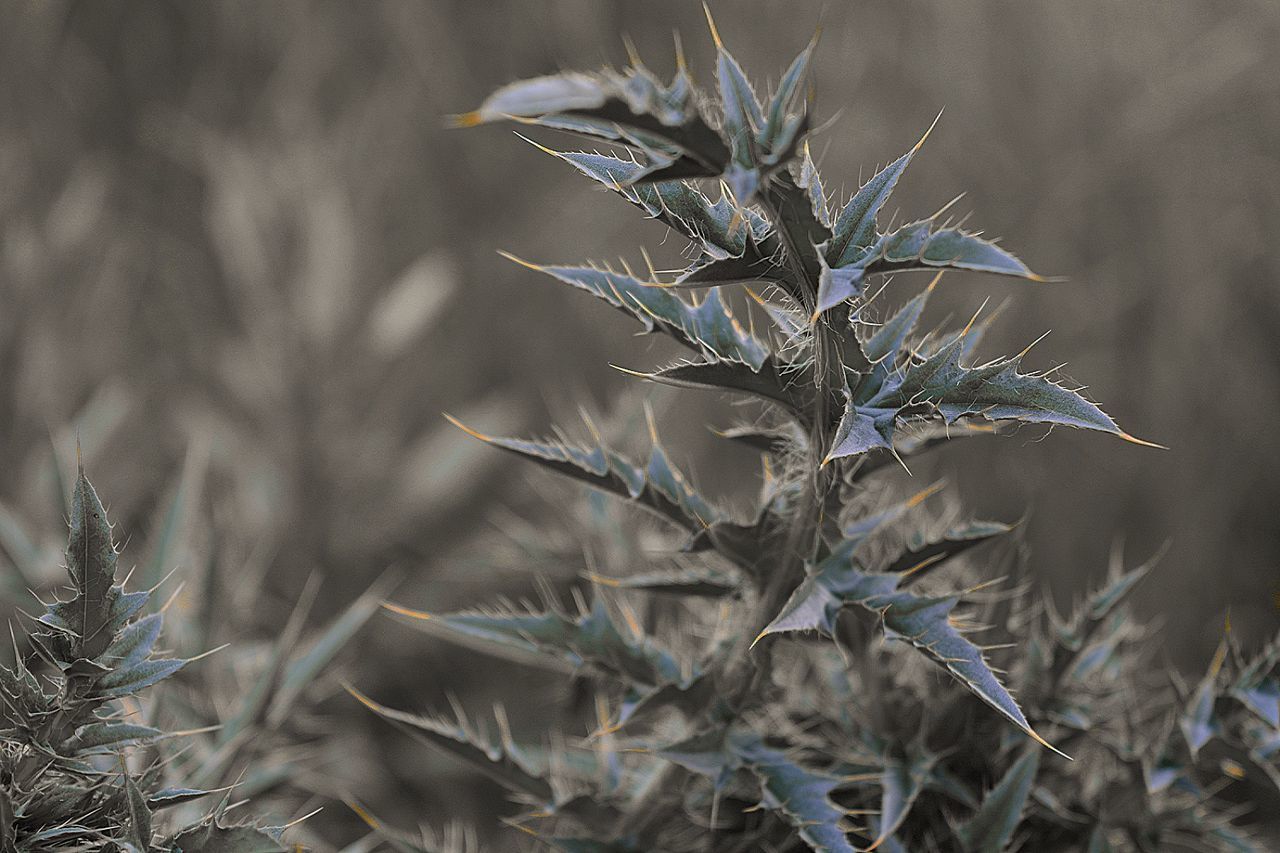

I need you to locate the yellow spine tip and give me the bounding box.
[608,363,652,379]
[381,601,433,621]
[703,3,724,49]
[749,630,770,649]
[495,250,544,272]
[442,412,492,443]
[346,801,381,830]
[447,111,485,129]
[1117,430,1167,450]
[512,132,560,157]
[344,683,384,714]
[1028,727,1072,760]
[914,109,943,153]
[907,481,946,508]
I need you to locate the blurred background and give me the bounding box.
[2,0,1277,845]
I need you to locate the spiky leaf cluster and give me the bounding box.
[0,466,289,851]
[350,17,1274,852]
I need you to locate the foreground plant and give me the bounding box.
[353,15,1279,852]
[0,460,291,851]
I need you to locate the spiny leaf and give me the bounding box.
[827,116,937,267]
[62,722,162,754]
[814,251,869,315]
[534,148,761,257]
[147,787,221,810]
[445,414,721,534]
[347,800,482,853]
[348,686,555,805]
[887,519,1014,584]
[817,221,1043,317]
[954,747,1040,852]
[732,732,855,853]
[120,757,152,850]
[761,36,815,161]
[674,229,789,290]
[838,481,946,547]
[635,356,811,423]
[503,257,769,370]
[52,466,120,660]
[706,5,763,203]
[587,567,738,598]
[1054,550,1158,652]
[798,142,829,227]
[383,596,683,689]
[102,612,163,670]
[865,222,1040,281]
[1182,639,1227,756]
[163,820,288,852]
[712,423,798,454]
[757,544,1059,754]
[454,61,728,174]
[96,658,187,698]
[872,749,937,850]
[850,423,1000,481]
[655,726,739,791]
[853,275,940,406]
[766,169,833,286]
[827,325,1159,462]
[1225,634,1280,728]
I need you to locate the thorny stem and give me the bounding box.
[622,186,845,845]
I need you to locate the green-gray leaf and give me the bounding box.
[503,258,769,371]
[955,747,1040,852]
[757,544,1059,753]
[445,415,721,535]
[827,118,936,267]
[383,596,682,689]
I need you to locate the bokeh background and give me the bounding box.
[2,0,1278,846]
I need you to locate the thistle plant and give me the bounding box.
[353,15,1280,852]
[0,461,291,851]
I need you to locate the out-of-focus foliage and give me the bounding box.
[353,15,1280,852]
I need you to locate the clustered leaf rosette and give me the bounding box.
[0,462,291,851]
[348,11,1276,853]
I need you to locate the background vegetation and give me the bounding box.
[2,0,1277,845]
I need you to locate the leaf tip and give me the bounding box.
[442,412,492,443]
[907,480,946,508]
[914,108,943,154]
[703,3,724,50]
[446,110,484,129]
[345,799,381,831]
[608,363,653,380]
[343,682,385,715]
[381,601,433,621]
[1117,430,1167,450]
[1027,727,1072,760]
[496,250,544,272]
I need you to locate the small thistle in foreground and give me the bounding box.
[0,459,290,850]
